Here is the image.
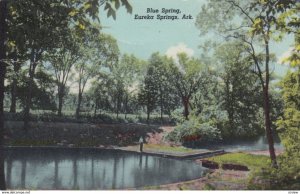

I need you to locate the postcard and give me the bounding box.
[0,0,299,192]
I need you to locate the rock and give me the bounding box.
[222,163,249,171]
[201,160,219,169]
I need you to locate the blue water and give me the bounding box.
[4,148,207,190]
[214,136,283,152]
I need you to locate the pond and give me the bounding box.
[3,148,207,190]
[209,136,283,152]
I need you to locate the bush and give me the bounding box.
[165,115,222,146]
[248,156,300,190]
[170,108,186,123]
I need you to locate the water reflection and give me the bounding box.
[4,148,206,190]
[221,136,283,152]
[0,149,6,190]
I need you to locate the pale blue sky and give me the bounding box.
[99,0,294,75]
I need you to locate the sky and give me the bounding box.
[99,0,295,76]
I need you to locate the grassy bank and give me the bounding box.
[4,121,162,147]
[207,152,270,171]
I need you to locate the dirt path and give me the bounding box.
[143,169,249,190]
[245,149,284,156]
[145,125,176,145]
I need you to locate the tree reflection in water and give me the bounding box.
[3,148,205,190]
[0,148,6,190]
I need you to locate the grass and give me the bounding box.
[207,152,271,171]
[144,144,196,153]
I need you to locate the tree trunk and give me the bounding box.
[0,0,7,189]
[9,78,17,113]
[10,55,20,113]
[147,108,150,124]
[263,37,277,168]
[57,85,65,117]
[58,95,63,117]
[23,62,36,131]
[93,101,97,118]
[225,79,234,130]
[116,96,120,119]
[182,96,189,120]
[160,89,163,123]
[76,92,82,120]
[124,94,128,120]
[263,86,277,167]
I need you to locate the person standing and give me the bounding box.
[139,136,144,152]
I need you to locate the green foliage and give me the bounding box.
[16,69,57,111]
[215,42,265,138]
[170,108,186,123]
[166,114,222,146]
[138,64,159,117]
[138,53,176,120]
[248,155,300,190]
[168,53,206,119]
[269,68,300,189]
[249,53,300,189]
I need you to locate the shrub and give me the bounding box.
[166,115,222,146]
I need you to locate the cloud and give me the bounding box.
[165,43,194,61]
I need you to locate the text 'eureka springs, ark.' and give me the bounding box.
[134,8,193,21]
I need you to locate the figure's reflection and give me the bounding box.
[139,154,142,169]
[145,155,148,172]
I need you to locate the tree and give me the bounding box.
[0,0,132,189]
[275,58,300,189]
[46,30,82,116]
[1,0,132,128]
[147,53,175,122]
[195,0,296,167]
[75,33,119,119]
[16,68,57,112]
[138,64,159,123]
[89,75,112,117]
[7,55,22,113]
[115,54,143,119]
[8,0,76,130]
[215,41,264,137]
[0,0,7,190]
[168,53,205,120]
